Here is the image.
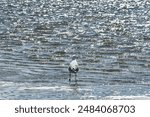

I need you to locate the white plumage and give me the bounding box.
[68,59,79,81]
[69,59,78,71]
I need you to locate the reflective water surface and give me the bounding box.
[0,0,150,99]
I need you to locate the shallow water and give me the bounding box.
[0,0,150,99]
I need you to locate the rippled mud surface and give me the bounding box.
[0,0,150,99]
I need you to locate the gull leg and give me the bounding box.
[75,73,77,82]
[69,72,71,82]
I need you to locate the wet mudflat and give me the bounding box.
[0,0,150,99]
